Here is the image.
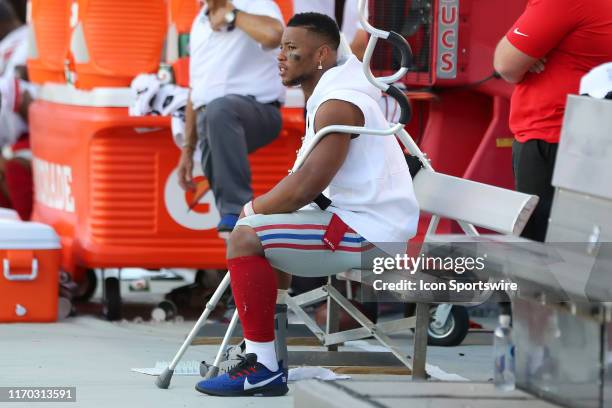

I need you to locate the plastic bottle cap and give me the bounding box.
[499,314,511,327]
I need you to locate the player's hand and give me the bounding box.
[178,148,196,191]
[529,57,547,74]
[209,1,233,31]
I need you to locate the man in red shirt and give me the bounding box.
[494,0,612,241]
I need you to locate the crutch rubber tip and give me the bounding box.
[203,366,219,380]
[199,361,210,377]
[155,368,174,389]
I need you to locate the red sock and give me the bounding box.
[228,255,277,342]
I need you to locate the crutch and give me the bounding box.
[155,273,285,387]
[155,273,240,388]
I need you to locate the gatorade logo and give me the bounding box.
[164,167,220,230]
[32,158,76,213]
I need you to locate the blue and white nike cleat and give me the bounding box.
[195,354,288,397]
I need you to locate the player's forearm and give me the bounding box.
[493,37,533,84]
[183,96,197,150]
[494,59,525,83]
[251,172,324,215]
[235,12,283,49]
[249,131,352,215]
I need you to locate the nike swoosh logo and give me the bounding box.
[244,373,283,390]
[513,28,529,37]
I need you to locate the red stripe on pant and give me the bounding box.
[253,223,357,233]
[262,243,375,252]
[227,255,277,342]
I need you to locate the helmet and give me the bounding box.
[129,73,189,117]
[129,74,161,116]
[151,84,189,116]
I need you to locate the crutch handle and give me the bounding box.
[386,31,413,70]
[386,84,412,124]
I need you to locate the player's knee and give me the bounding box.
[227,226,262,259]
[206,96,235,124]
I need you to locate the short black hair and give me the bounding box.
[287,12,340,50]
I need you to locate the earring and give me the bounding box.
[317,61,323,70]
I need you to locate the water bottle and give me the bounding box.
[494,314,515,391]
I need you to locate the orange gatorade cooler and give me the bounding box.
[70,0,168,89]
[27,0,72,84]
[0,220,61,322]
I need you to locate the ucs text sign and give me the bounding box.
[437,0,459,79]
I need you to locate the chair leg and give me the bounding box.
[285,294,326,342]
[412,302,429,380]
[325,284,414,370]
[275,304,289,370]
[325,277,340,351]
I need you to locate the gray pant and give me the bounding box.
[196,94,282,215]
[236,210,372,277]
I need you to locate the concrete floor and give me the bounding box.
[1,317,294,408]
[0,275,499,408]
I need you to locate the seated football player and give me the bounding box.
[195,12,419,397]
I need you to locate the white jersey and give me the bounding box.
[296,56,419,248]
[189,0,285,108]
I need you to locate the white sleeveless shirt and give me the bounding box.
[294,56,419,248]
